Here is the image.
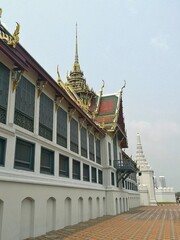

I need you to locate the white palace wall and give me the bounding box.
[0,180,140,239]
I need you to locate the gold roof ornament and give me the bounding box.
[0,21,20,48]
[95,80,105,115]
[57,65,65,89]
[0,8,2,19]
[113,80,126,126]
[120,80,126,95]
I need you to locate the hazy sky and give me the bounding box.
[1,0,180,191]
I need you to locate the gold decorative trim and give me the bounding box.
[36,79,47,97]
[95,80,105,115]
[94,131,100,140]
[55,96,64,111]
[87,125,94,135]
[79,117,86,129]
[0,22,20,48]
[11,66,23,92]
[68,107,76,121]
[113,80,126,124]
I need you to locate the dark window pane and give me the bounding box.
[73,159,80,180]
[96,139,101,164]
[108,142,112,166]
[57,107,67,148]
[0,137,6,166]
[91,167,97,183]
[70,119,78,153]
[14,76,35,132]
[98,169,103,184]
[83,164,89,181]
[81,127,87,158]
[14,138,34,171]
[39,93,53,140]
[40,147,54,175]
[113,136,117,160]
[111,172,115,186]
[89,134,94,161]
[0,63,10,124]
[59,154,69,177]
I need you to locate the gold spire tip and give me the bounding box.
[119,80,126,94]
[75,22,79,64]
[57,65,61,81]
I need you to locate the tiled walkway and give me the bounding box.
[30,205,180,240]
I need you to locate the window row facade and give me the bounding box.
[0,63,101,164]
[108,137,122,167]
[124,180,138,191]
[0,136,103,184]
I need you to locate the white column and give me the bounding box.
[69,157,73,179]
[54,151,59,178]
[80,161,83,181]
[7,70,16,125]
[34,89,40,135]
[67,119,70,150]
[53,105,57,144]
[78,123,81,155]
[34,143,41,174]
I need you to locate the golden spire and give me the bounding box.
[72,23,81,72]
[75,23,79,64]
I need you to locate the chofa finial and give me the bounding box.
[57,65,62,84]
[119,80,126,94]
[100,80,105,94]
[0,8,2,19]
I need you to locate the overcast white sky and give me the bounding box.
[1,0,180,191]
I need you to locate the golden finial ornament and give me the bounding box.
[119,80,126,94]
[0,21,20,48]
[11,22,20,47]
[0,8,2,19]
[100,80,105,95]
[56,65,66,91]
[94,80,105,115]
[57,65,62,84]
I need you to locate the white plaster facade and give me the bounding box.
[155,187,176,203]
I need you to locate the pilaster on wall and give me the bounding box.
[101,138,108,167]
[106,191,116,215]
[7,71,16,125]
[34,89,40,135]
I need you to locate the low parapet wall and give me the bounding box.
[155,188,176,202]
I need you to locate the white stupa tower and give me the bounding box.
[135,133,157,206]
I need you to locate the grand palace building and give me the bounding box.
[0,13,140,240]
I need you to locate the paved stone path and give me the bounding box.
[29,205,180,240]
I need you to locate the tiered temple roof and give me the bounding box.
[64,25,128,148]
